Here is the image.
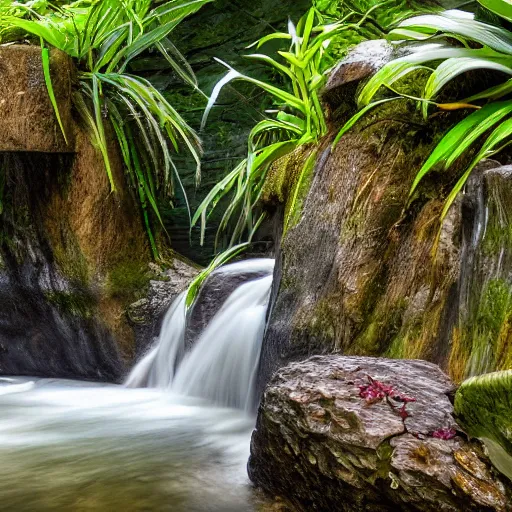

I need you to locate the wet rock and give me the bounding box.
[0,123,152,379]
[258,34,512,395]
[185,259,274,348]
[249,356,511,511]
[127,259,198,355]
[0,45,74,152]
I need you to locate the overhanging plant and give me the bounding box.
[335,0,512,239]
[0,0,211,257]
[194,6,383,249]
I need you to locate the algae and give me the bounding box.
[45,290,96,318]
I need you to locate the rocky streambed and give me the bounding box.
[249,356,512,511]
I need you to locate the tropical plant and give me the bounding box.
[185,242,249,308]
[194,7,382,249]
[313,0,440,67]
[0,0,210,257]
[335,0,512,234]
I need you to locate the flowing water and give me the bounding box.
[0,259,275,511]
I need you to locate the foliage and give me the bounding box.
[185,242,248,309]
[455,369,512,480]
[0,0,210,257]
[335,3,512,235]
[195,7,380,249]
[313,0,441,67]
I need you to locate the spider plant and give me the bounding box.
[194,7,377,249]
[0,0,210,258]
[335,0,512,232]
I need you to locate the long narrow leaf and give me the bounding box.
[41,44,68,145]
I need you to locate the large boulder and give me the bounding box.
[257,36,512,396]
[184,258,274,348]
[249,356,511,511]
[127,259,198,356]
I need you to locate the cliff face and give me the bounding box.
[0,45,193,380]
[257,40,512,393]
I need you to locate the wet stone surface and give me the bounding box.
[249,355,512,511]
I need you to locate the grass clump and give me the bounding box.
[335,0,512,247]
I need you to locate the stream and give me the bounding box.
[0,260,275,511]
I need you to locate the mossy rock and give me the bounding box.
[455,370,512,481]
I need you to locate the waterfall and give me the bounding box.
[125,259,274,411]
[124,292,187,388]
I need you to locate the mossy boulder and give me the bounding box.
[257,40,512,396]
[455,370,512,482]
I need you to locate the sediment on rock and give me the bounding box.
[249,356,512,511]
[0,45,74,152]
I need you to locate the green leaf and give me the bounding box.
[439,117,512,223]
[410,102,512,197]
[358,46,500,107]
[248,31,291,49]
[41,44,68,145]
[422,56,512,116]
[464,78,512,103]
[477,0,512,23]
[185,243,249,309]
[393,10,512,53]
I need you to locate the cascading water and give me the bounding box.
[126,259,274,412]
[0,258,275,511]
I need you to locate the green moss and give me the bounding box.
[455,370,512,481]
[465,278,512,376]
[51,238,89,287]
[107,260,152,302]
[481,221,512,257]
[45,290,96,318]
[284,148,318,234]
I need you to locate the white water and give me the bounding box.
[126,259,274,412]
[125,292,187,389]
[0,258,275,510]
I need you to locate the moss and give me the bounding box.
[455,370,512,481]
[463,278,512,377]
[107,260,152,302]
[305,294,340,351]
[261,145,312,206]
[45,290,96,318]
[50,235,89,287]
[283,148,318,233]
[386,324,424,360]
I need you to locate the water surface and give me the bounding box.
[0,377,269,511]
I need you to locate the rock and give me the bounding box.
[324,40,394,92]
[127,258,198,355]
[185,259,274,348]
[0,104,154,379]
[0,45,74,152]
[249,356,511,511]
[258,34,512,395]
